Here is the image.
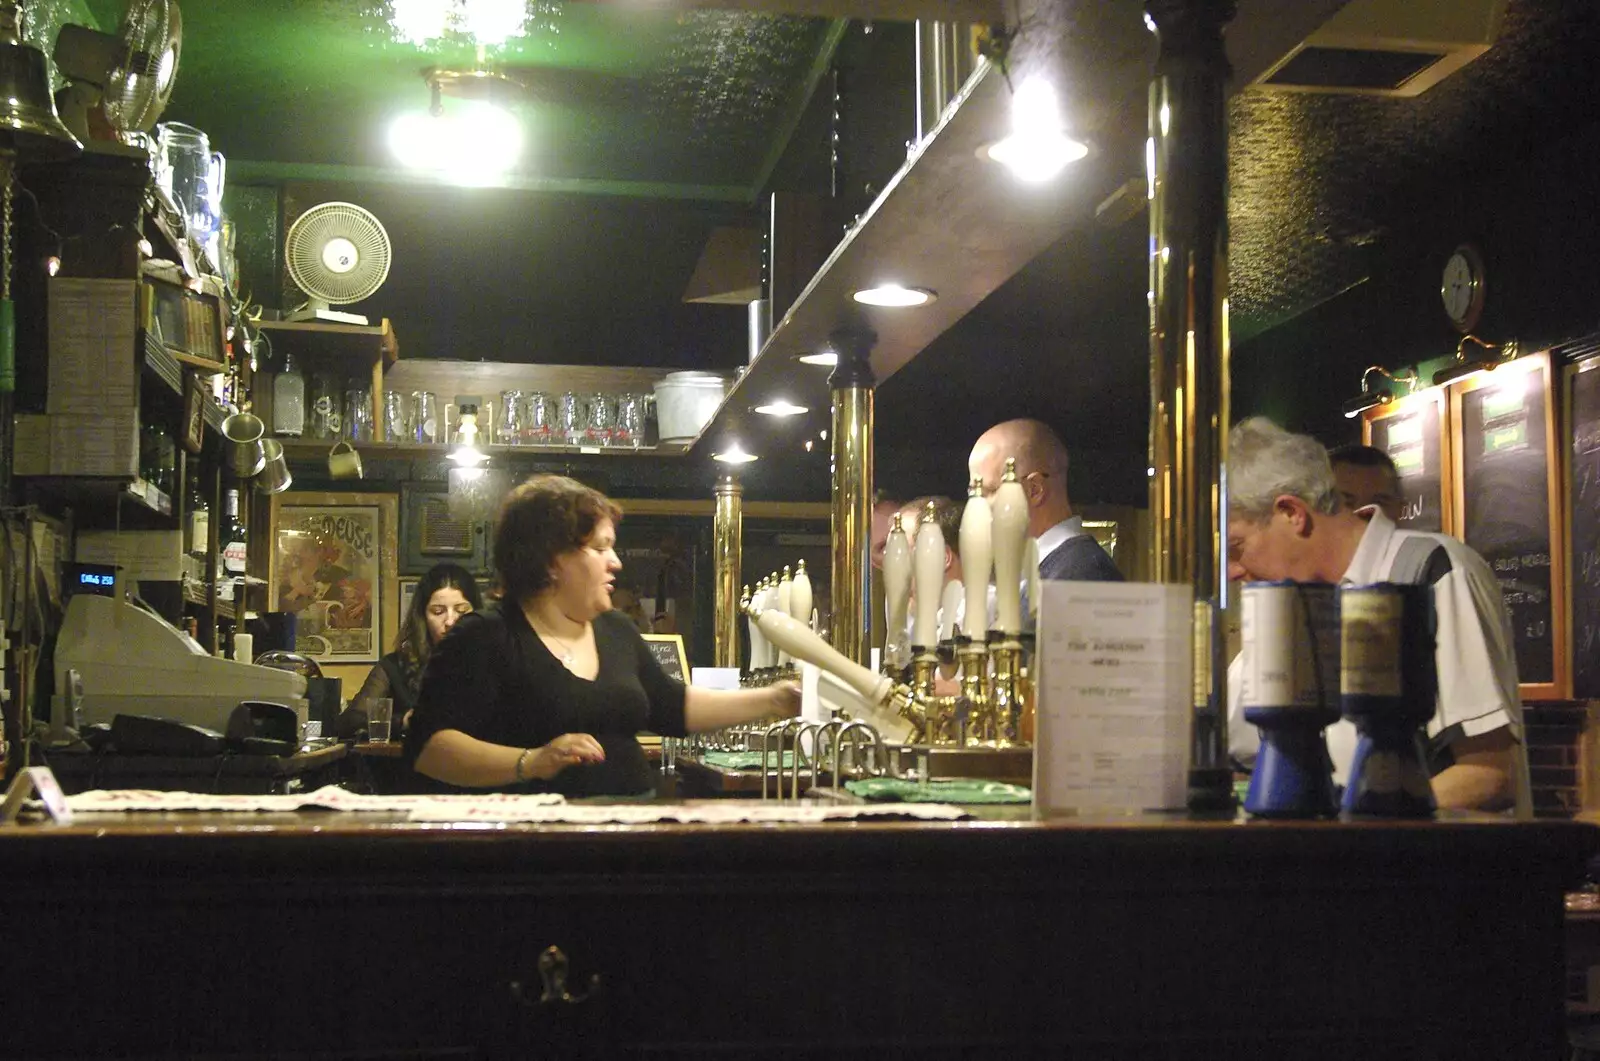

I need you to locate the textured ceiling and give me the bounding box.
[1227,0,1600,340]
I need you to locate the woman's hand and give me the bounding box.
[531,733,606,779]
[768,681,802,719]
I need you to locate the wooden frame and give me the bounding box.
[642,632,690,684]
[267,491,399,665]
[1564,354,1600,701]
[181,372,206,455]
[1362,386,1453,533]
[1449,351,1568,700]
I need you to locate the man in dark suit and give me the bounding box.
[967,419,1122,582]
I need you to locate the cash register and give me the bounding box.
[53,594,309,737]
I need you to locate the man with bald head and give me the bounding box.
[968,419,1121,582]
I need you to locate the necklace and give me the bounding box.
[545,630,577,669]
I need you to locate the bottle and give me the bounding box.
[273,350,306,437]
[220,488,248,599]
[186,469,210,557]
[155,425,176,496]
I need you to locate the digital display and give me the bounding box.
[78,572,114,587]
[65,564,117,597]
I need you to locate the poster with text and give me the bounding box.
[273,504,383,662]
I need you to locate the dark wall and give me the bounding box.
[1234,117,1600,444]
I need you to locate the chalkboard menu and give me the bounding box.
[1365,391,1448,532]
[642,634,689,683]
[1569,356,1600,699]
[1453,352,1566,698]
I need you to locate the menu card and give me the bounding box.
[1033,581,1193,813]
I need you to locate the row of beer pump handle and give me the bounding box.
[742,561,817,678]
[745,458,1037,749]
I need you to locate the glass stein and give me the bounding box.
[588,393,618,446]
[410,391,440,443]
[498,391,523,445]
[559,391,586,446]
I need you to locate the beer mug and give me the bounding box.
[498,391,523,445]
[383,390,407,442]
[328,440,363,480]
[410,391,439,443]
[559,391,586,446]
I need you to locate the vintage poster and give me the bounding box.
[273,503,384,662]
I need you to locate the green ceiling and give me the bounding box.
[83,0,845,197]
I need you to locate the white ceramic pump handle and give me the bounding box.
[754,608,894,707]
[959,486,992,643]
[912,512,945,649]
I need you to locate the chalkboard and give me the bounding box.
[1365,391,1448,532]
[642,633,689,684]
[1569,356,1600,699]
[1453,352,1566,697]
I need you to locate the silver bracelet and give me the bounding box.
[514,747,534,783]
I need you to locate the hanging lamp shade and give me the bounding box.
[0,2,83,159]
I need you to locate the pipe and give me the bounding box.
[712,473,743,668]
[827,327,875,667]
[1146,0,1236,811]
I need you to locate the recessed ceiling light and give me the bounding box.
[753,400,809,417]
[852,285,936,307]
[713,444,759,464]
[796,351,838,367]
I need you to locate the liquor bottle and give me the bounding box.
[186,469,210,557]
[220,488,248,599]
[273,350,306,437]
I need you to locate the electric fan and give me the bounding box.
[284,202,393,325]
[53,0,182,143]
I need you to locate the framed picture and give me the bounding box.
[1449,351,1567,700]
[181,371,206,454]
[267,491,399,664]
[1363,387,1451,533]
[399,577,420,624]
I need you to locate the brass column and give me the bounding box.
[828,328,875,666]
[1146,0,1234,810]
[712,473,743,668]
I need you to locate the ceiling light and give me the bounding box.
[754,400,809,417]
[852,284,935,308]
[979,77,1089,183]
[388,100,522,183]
[448,445,489,466]
[713,444,759,464]
[1432,334,1509,388]
[796,351,838,367]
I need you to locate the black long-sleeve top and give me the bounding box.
[404,604,688,797]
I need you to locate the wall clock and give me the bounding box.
[1440,244,1486,334]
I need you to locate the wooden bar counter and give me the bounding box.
[2,807,1592,1059]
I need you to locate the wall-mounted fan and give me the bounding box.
[53,0,182,143]
[284,202,392,325]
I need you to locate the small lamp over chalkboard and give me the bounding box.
[1433,334,1513,388]
[1343,364,1418,419]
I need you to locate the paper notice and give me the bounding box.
[1033,580,1193,813]
[48,278,138,414]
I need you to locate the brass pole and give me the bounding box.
[828,328,875,666]
[712,473,743,668]
[1146,0,1235,811]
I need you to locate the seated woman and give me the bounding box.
[406,474,799,797]
[348,562,482,737]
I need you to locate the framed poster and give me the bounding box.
[1450,351,1568,700]
[268,491,399,664]
[1363,387,1451,532]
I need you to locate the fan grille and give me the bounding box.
[286,203,393,306]
[105,0,181,133]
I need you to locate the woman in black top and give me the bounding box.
[406,474,799,796]
[349,562,481,736]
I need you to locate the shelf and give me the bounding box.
[275,439,689,460]
[258,318,400,366]
[20,476,174,524]
[172,351,228,375]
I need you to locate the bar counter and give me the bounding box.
[4,806,1593,1059]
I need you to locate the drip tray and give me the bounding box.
[888,745,1033,784]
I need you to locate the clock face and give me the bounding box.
[1441,246,1484,332]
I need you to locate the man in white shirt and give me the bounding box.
[967,419,1121,582]
[1328,443,1405,523]
[1225,417,1529,813]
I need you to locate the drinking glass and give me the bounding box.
[344,385,373,442]
[498,391,523,445]
[367,698,393,744]
[618,393,643,449]
[559,391,587,446]
[525,392,554,444]
[411,391,440,443]
[383,391,407,442]
[588,393,618,446]
[308,372,342,440]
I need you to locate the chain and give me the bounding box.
[2,152,15,302]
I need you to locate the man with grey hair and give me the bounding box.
[1225,416,1527,813]
[967,418,1121,582]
